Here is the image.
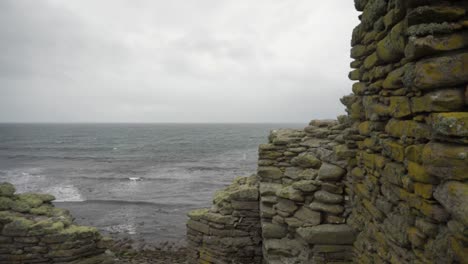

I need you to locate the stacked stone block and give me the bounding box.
[257,120,358,264]
[186,175,262,264]
[0,182,113,264]
[346,0,468,263]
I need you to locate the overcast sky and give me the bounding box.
[0,1,358,123]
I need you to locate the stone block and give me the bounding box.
[261,223,288,239]
[293,207,321,226]
[296,224,355,245]
[430,112,468,137]
[422,142,468,180]
[412,53,468,90]
[276,186,304,202]
[434,181,468,226]
[258,167,283,180]
[314,190,343,204]
[317,163,346,181]
[291,153,322,169]
[309,202,344,215]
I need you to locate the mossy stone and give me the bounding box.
[422,142,468,180]
[0,182,15,197]
[0,197,13,210]
[412,53,468,90]
[430,112,468,137]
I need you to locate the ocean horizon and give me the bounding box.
[0,122,304,243]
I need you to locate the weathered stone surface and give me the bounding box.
[434,181,468,226]
[274,199,298,214]
[297,224,355,245]
[317,163,346,181]
[291,153,322,169]
[262,223,288,239]
[430,112,468,137]
[376,22,405,63]
[309,202,344,215]
[405,31,468,60]
[258,167,283,180]
[314,190,343,204]
[291,180,318,193]
[422,142,468,180]
[260,183,282,196]
[412,89,465,114]
[407,6,466,26]
[385,119,431,139]
[293,207,321,226]
[263,238,306,257]
[412,53,468,90]
[276,186,304,202]
[269,129,305,145]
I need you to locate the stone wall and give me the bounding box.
[257,120,357,264]
[0,182,114,264]
[346,0,468,263]
[186,175,262,264]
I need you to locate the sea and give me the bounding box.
[0,123,303,244]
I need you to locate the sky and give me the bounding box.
[0,0,359,123]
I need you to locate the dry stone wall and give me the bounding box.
[0,182,114,264]
[346,0,468,263]
[257,120,358,264]
[186,176,262,264]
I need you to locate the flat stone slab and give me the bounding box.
[296,224,356,245]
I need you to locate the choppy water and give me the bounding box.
[0,123,302,243]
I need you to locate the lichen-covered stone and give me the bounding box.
[430,112,468,137]
[407,6,466,26]
[412,53,468,90]
[405,31,468,60]
[376,22,406,63]
[422,142,468,180]
[297,224,355,245]
[411,89,465,113]
[385,119,431,139]
[314,190,343,204]
[434,181,468,226]
[317,163,346,181]
[291,153,322,169]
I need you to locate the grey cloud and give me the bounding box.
[0,0,358,123]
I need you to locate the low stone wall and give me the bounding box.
[186,176,262,264]
[0,182,114,264]
[257,120,357,264]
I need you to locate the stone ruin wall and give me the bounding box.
[346,0,468,263]
[0,183,114,264]
[186,175,262,264]
[256,120,357,264]
[188,0,468,263]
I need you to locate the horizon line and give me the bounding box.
[0,121,309,125]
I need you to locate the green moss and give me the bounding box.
[187,208,209,220]
[407,22,462,37]
[10,200,31,213]
[0,182,15,197]
[0,197,13,210]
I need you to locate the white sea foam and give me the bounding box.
[46,185,84,202]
